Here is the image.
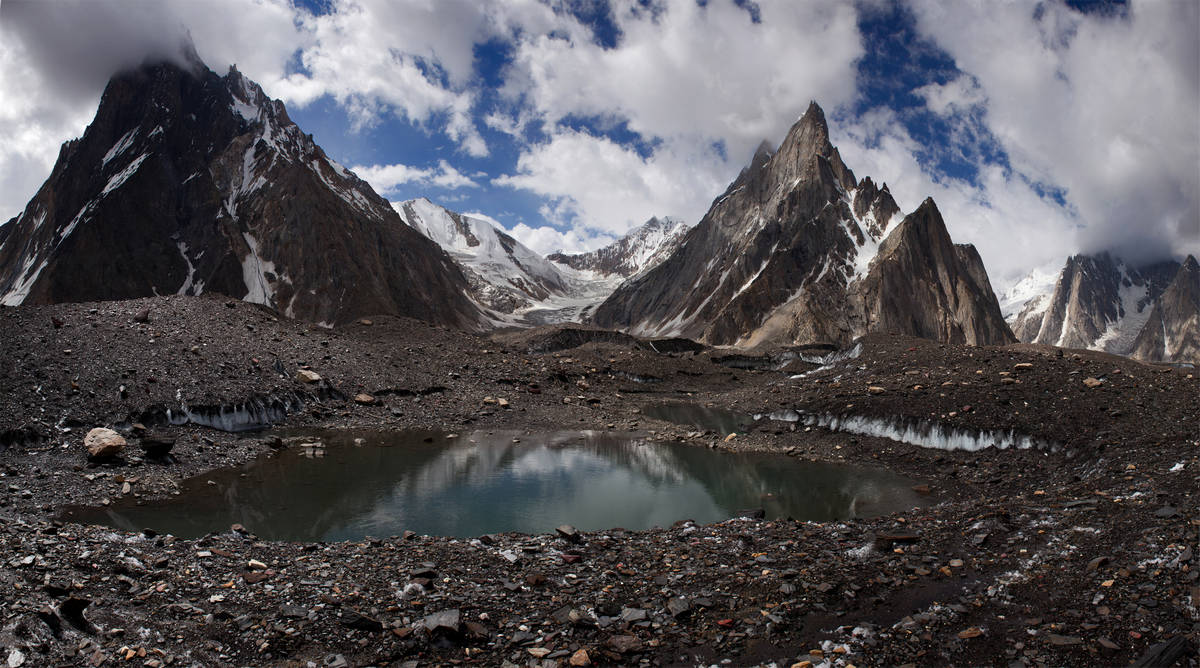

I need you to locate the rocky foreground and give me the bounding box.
[0,295,1196,667]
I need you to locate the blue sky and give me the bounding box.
[0,0,1196,289]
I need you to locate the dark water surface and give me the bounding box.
[639,402,757,436]
[62,430,928,541]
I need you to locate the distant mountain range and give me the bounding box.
[1005,253,1199,364]
[548,216,689,279]
[0,51,1193,362]
[395,198,688,325]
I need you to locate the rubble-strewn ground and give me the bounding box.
[0,295,1196,667]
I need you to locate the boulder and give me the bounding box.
[85,428,126,458]
[139,436,175,459]
[296,369,321,383]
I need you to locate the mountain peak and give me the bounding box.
[1183,254,1198,272]
[802,100,826,124]
[177,31,206,73]
[548,216,690,280]
[0,51,483,328]
[789,100,831,148]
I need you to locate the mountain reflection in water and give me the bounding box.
[62,430,927,541]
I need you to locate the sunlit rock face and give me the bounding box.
[592,102,1013,349]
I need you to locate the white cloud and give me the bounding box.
[275,0,488,156]
[493,0,866,238]
[506,222,610,256]
[352,159,478,195]
[906,0,1200,269]
[494,129,728,236]
[267,0,567,158]
[913,75,985,115]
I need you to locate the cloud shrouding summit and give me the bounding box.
[0,0,1195,289]
[907,0,1200,272]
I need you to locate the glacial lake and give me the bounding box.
[62,430,929,541]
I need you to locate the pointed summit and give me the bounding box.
[593,104,1011,348]
[765,101,856,192]
[785,101,833,157]
[0,51,483,328]
[176,31,207,74]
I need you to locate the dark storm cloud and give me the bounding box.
[1,0,194,104]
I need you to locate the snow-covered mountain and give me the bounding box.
[396,198,570,314]
[592,102,1014,348]
[548,216,690,279]
[998,262,1060,334]
[0,48,482,328]
[396,198,636,325]
[1007,252,1199,363]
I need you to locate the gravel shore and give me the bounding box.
[0,295,1196,667]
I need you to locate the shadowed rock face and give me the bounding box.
[1129,255,1200,363]
[591,102,1013,348]
[850,199,1013,346]
[0,56,482,329]
[1008,252,1194,362]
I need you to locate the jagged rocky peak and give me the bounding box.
[547,216,690,279]
[1007,251,1191,361]
[852,177,900,237]
[850,198,1012,347]
[591,101,1013,349]
[1130,254,1200,363]
[774,101,857,192]
[0,54,482,329]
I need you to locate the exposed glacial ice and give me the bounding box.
[755,407,1057,452]
[164,392,327,432]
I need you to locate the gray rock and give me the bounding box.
[556,524,581,542]
[606,634,643,653]
[422,608,461,635]
[666,597,691,619]
[340,607,383,633]
[620,607,647,623]
[1154,505,1179,518]
[279,604,308,619]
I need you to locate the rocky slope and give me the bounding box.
[1129,255,1200,362]
[591,102,1013,348]
[0,295,1196,667]
[0,49,481,329]
[1007,253,1198,363]
[548,216,689,278]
